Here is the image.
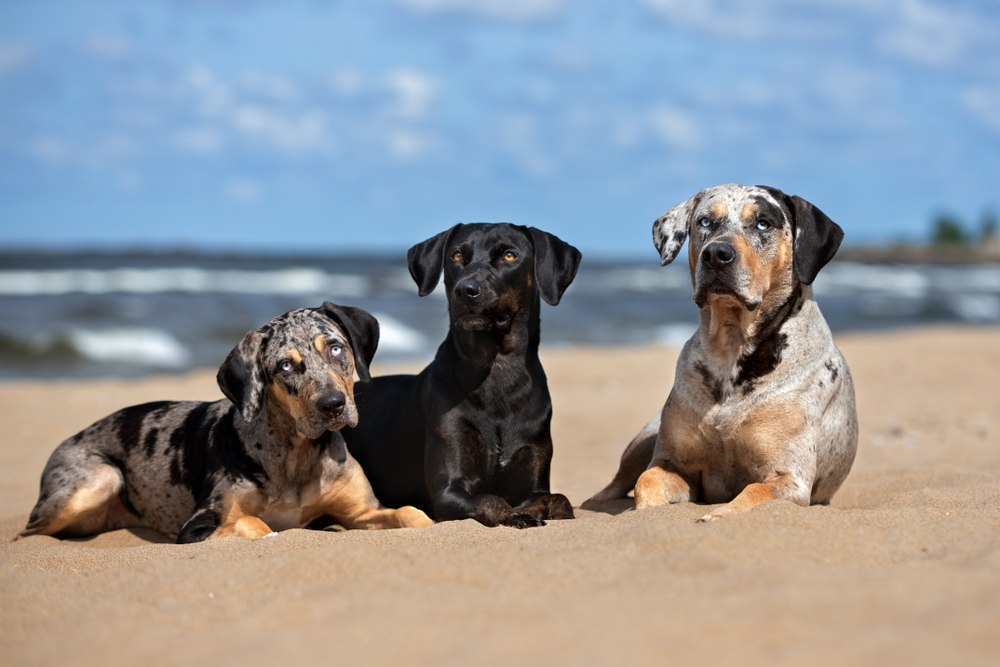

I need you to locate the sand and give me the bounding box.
[2,326,999,666]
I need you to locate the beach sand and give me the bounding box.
[2,326,999,666]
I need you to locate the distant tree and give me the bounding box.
[980,210,998,243]
[930,214,968,246]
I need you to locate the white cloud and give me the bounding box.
[497,113,555,176]
[877,0,1000,71]
[80,33,134,60]
[397,0,565,22]
[226,178,261,202]
[232,105,331,154]
[963,85,1000,133]
[172,127,223,154]
[0,44,31,77]
[386,130,431,161]
[385,68,437,119]
[642,0,779,40]
[238,70,299,102]
[646,106,701,150]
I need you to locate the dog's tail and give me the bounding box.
[582,414,660,509]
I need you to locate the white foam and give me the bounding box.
[67,328,191,368]
[654,323,696,347]
[816,262,930,297]
[0,267,370,297]
[371,312,427,354]
[950,294,1000,323]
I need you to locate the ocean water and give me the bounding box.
[1,249,998,379]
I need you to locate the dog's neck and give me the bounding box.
[698,282,806,370]
[440,294,541,382]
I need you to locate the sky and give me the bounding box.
[1,0,998,257]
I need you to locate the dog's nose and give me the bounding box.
[702,242,736,269]
[316,391,346,416]
[455,278,481,299]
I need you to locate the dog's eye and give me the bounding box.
[755,219,772,231]
[329,344,343,357]
[278,360,295,373]
[451,250,463,262]
[502,250,517,262]
[697,218,712,229]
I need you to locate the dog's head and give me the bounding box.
[216,302,379,438]
[407,223,581,334]
[652,184,843,311]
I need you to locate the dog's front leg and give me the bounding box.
[696,473,809,523]
[321,455,433,530]
[433,482,544,528]
[177,481,272,543]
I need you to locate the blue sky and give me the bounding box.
[1,0,998,257]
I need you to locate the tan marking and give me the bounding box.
[697,475,805,522]
[634,462,692,509]
[739,401,807,463]
[289,348,303,364]
[314,335,326,354]
[740,201,759,223]
[302,455,433,529]
[211,488,272,539]
[710,202,727,220]
[269,378,309,423]
[28,465,128,537]
[731,234,767,295]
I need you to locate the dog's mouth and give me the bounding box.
[694,276,760,312]
[454,311,512,332]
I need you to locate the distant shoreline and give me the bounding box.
[838,244,1000,265]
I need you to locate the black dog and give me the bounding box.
[344,223,581,528]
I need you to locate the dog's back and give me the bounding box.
[347,373,429,509]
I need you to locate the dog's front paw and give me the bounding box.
[545,494,575,520]
[696,508,727,523]
[500,513,546,529]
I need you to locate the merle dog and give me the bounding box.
[344,223,581,528]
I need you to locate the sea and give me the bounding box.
[1,249,998,380]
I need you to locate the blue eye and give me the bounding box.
[279,360,294,373]
[756,219,772,231]
[329,345,343,357]
[697,218,712,228]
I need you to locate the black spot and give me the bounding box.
[211,409,269,488]
[736,284,802,393]
[143,428,159,457]
[112,401,173,453]
[825,359,839,383]
[166,403,217,499]
[672,230,686,243]
[736,332,788,393]
[254,442,263,451]
[694,362,722,403]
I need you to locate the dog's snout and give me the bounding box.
[316,391,347,416]
[455,278,482,300]
[702,242,736,269]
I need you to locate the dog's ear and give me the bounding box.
[781,193,844,285]
[407,224,461,296]
[321,302,379,383]
[217,327,269,423]
[653,192,701,266]
[525,227,582,306]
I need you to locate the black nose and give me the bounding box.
[702,242,736,269]
[455,278,481,300]
[316,391,346,416]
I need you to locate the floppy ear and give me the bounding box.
[321,302,380,383]
[407,224,461,296]
[217,327,269,423]
[785,194,844,285]
[652,192,701,266]
[525,227,582,306]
